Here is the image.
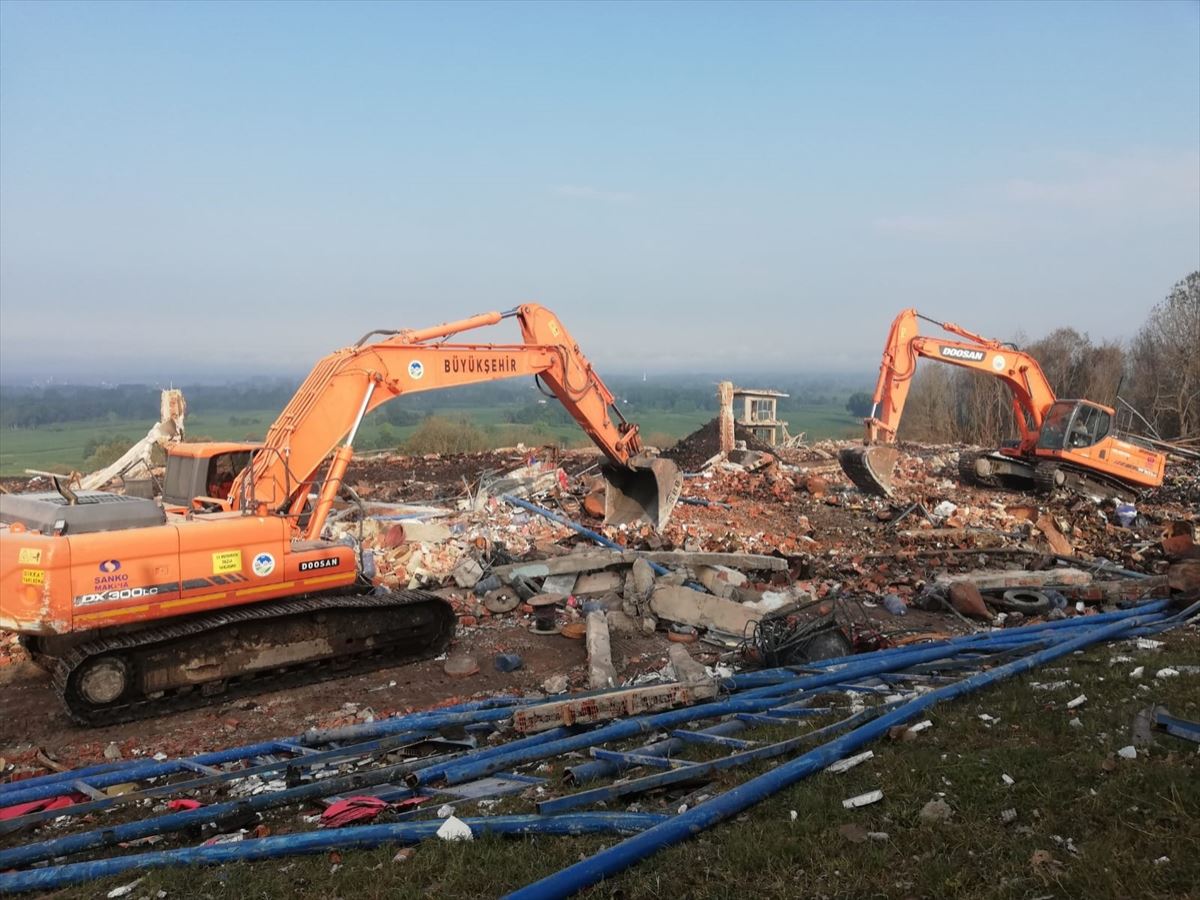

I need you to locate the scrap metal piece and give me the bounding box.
[838,446,900,497]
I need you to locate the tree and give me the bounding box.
[1128,272,1200,439]
[845,392,874,418]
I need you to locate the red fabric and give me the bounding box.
[320,795,389,828]
[167,798,203,811]
[0,793,83,821]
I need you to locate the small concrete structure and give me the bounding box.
[732,387,789,447]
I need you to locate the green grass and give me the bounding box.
[46,629,1199,899]
[0,403,861,475]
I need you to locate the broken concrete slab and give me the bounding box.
[586,611,617,690]
[491,549,787,582]
[542,573,578,595]
[512,681,717,734]
[666,644,710,685]
[451,558,484,589]
[934,568,1093,591]
[573,570,624,595]
[696,565,748,599]
[649,584,760,637]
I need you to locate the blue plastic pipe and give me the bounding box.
[507,610,1167,899]
[0,813,669,894]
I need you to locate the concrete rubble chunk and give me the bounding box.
[574,570,624,595]
[585,611,618,690]
[451,558,484,589]
[513,681,716,734]
[920,798,953,823]
[666,643,710,685]
[935,568,1093,591]
[649,584,761,636]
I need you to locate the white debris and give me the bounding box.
[1032,681,1072,691]
[1135,638,1163,651]
[1066,694,1087,709]
[107,881,144,899]
[436,815,473,841]
[1155,856,1170,865]
[789,810,798,821]
[933,500,957,518]
[842,789,884,809]
[152,752,168,761]
[908,720,933,733]
[1155,668,1179,679]
[827,750,874,774]
[1130,666,1145,679]
[1117,745,1138,760]
[1000,808,1018,824]
[436,804,455,818]
[867,831,889,841]
[1001,774,1015,786]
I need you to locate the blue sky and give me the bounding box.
[1,0,1197,381]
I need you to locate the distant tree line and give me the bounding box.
[1,372,866,431]
[895,272,1199,444]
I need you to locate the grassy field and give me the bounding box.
[0,404,861,475]
[51,627,1199,899]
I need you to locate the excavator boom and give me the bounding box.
[231,304,680,533]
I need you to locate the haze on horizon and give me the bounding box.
[1,1,1197,384]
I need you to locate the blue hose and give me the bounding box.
[507,610,1169,899]
[0,813,669,894]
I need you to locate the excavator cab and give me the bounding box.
[1034,400,1166,492]
[161,442,261,508]
[1036,400,1112,451]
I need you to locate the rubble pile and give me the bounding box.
[1,438,1196,783]
[662,417,775,472]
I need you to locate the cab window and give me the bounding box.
[1037,402,1075,450]
[1067,405,1111,448]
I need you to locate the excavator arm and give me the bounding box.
[863,308,1058,450]
[229,304,681,537]
[842,308,1058,496]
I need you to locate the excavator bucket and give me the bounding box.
[602,458,684,531]
[838,445,901,498]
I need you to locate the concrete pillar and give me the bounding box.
[717,381,734,454]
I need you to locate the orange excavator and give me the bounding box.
[0,305,682,724]
[839,308,1167,500]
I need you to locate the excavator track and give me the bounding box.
[49,590,455,726]
[1032,461,1134,502]
[957,450,1002,488]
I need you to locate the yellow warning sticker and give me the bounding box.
[21,569,45,586]
[212,551,242,574]
[18,548,42,565]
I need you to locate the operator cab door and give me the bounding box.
[1036,400,1112,456]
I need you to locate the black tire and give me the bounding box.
[998,589,1052,615]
